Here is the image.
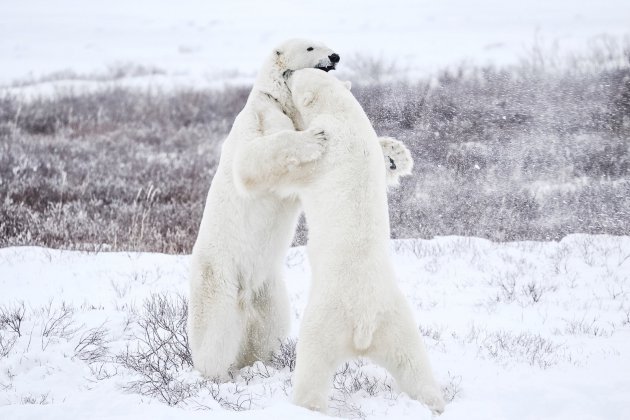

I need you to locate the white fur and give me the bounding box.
[188,39,414,380]
[188,39,336,379]
[288,69,445,414]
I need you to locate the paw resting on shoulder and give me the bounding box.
[379,136,414,186]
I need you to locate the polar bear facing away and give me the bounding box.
[188,39,414,380]
[288,69,445,414]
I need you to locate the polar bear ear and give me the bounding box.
[342,81,352,90]
[301,91,317,107]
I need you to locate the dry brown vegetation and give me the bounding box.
[1,45,629,252]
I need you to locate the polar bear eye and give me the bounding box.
[307,47,314,51]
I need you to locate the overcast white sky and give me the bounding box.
[1,0,629,85]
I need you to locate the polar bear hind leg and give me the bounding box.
[239,275,291,367]
[365,293,445,414]
[188,263,246,380]
[292,302,352,412]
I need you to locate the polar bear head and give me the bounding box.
[267,39,340,79]
[288,68,353,124]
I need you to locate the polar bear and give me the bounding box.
[188,39,414,380]
[287,68,445,414]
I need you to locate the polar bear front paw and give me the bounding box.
[379,136,413,186]
[290,128,328,165]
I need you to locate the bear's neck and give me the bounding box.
[253,62,299,126]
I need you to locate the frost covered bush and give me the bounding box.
[1,44,629,251]
[73,324,110,363]
[270,338,297,372]
[116,293,193,405]
[0,302,26,357]
[351,54,630,240]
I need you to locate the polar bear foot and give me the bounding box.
[292,391,328,413]
[420,385,446,415]
[378,136,414,185]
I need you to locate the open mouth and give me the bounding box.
[314,63,336,72]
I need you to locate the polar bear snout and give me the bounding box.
[315,53,340,72]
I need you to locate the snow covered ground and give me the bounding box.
[1,235,630,419]
[2,0,630,94]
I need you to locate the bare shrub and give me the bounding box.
[114,291,256,410]
[137,293,191,367]
[116,346,195,406]
[472,329,566,369]
[492,273,518,303]
[240,361,275,384]
[330,360,397,418]
[0,302,26,337]
[560,317,614,337]
[115,293,192,405]
[270,338,297,372]
[442,372,463,403]
[419,324,443,342]
[194,382,253,411]
[523,281,544,303]
[333,361,393,398]
[39,302,78,350]
[20,393,51,405]
[0,333,17,358]
[74,324,111,363]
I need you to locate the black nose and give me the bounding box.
[329,53,340,63]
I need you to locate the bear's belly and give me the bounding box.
[195,179,300,277]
